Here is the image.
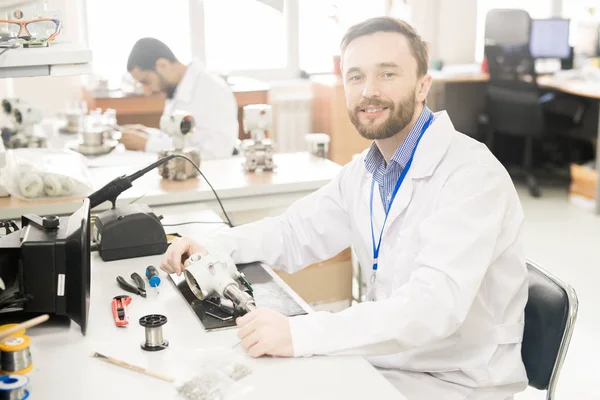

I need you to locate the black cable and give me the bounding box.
[164,155,235,228]
[162,221,228,227]
[88,153,235,227]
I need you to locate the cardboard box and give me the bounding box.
[275,248,353,308]
[569,163,597,211]
[570,163,596,200]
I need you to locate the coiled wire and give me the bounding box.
[0,336,32,375]
[0,374,29,400]
[144,327,165,348]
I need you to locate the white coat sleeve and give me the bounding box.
[288,166,513,357]
[202,164,354,274]
[144,128,173,153]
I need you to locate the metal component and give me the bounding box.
[157,149,200,181]
[223,285,256,313]
[205,311,233,321]
[157,111,200,181]
[0,374,29,400]
[7,105,46,149]
[139,314,168,351]
[241,104,276,172]
[184,251,256,313]
[305,133,330,158]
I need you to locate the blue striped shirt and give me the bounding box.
[364,106,434,212]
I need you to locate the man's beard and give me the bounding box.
[164,84,177,100]
[158,73,177,99]
[348,93,416,140]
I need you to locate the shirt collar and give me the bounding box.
[172,57,205,104]
[364,105,433,175]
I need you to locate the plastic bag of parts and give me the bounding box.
[174,347,253,400]
[1,148,94,200]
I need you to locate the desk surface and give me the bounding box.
[430,68,600,99]
[0,152,342,220]
[538,75,600,100]
[25,208,402,399]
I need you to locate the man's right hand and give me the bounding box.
[160,237,208,276]
[119,124,150,151]
[120,124,147,133]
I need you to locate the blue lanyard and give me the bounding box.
[369,115,433,283]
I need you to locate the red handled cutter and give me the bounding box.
[112,295,132,327]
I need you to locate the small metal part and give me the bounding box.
[223,285,256,313]
[157,149,200,181]
[139,314,168,351]
[205,311,233,322]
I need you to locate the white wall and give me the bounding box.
[7,0,87,116]
[436,0,478,64]
[411,0,479,65]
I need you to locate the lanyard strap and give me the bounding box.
[370,115,433,274]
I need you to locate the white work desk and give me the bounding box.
[0,151,342,221]
[24,207,403,400]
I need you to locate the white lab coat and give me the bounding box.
[204,111,529,400]
[145,58,239,159]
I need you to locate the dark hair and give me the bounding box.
[127,37,178,72]
[340,17,429,77]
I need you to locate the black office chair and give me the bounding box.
[522,260,578,399]
[480,9,546,198]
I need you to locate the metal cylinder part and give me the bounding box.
[145,326,165,347]
[0,336,32,375]
[139,314,169,351]
[0,374,29,400]
[223,284,257,313]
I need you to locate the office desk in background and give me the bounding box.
[82,76,270,138]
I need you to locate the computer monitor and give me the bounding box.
[530,18,571,59]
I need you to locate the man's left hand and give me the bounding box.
[236,308,293,358]
[120,126,149,151]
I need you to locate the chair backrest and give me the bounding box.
[522,260,578,396]
[485,8,531,46]
[483,9,543,136]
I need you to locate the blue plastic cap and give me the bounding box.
[149,276,161,287]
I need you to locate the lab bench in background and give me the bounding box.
[82,76,270,138]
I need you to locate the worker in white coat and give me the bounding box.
[121,37,238,159]
[161,17,529,400]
